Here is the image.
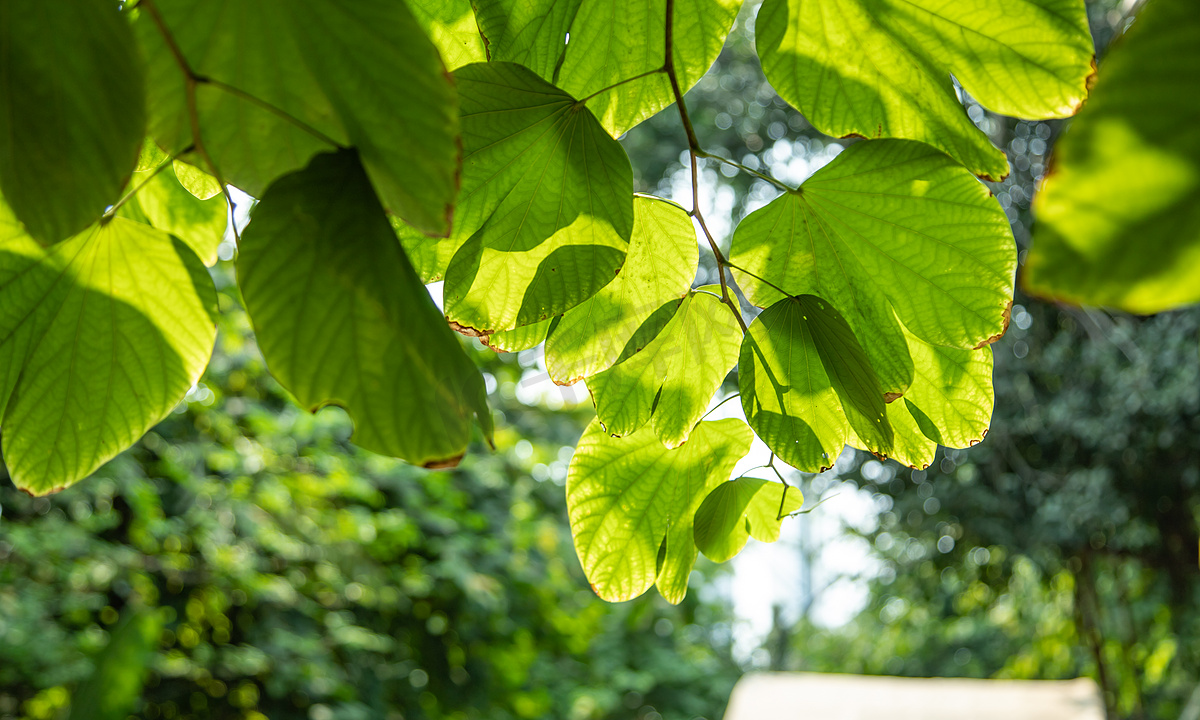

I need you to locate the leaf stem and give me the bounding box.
[664,0,748,335]
[201,77,342,148]
[101,146,190,222]
[578,66,667,104]
[722,258,794,299]
[700,392,741,421]
[696,150,794,192]
[143,0,257,248]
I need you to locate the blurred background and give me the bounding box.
[1,1,1197,719]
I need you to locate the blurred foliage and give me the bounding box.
[3,3,1194,720]
[789,302,1200,720]
[716,4,1200,718]
[0,268,740,720]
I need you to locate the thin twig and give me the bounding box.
[663,0,747,335]
[700,392,741,421]
[722,258,794,299]
[101,146,191,221]
[142,3,227,196]
[144,0,256,253]
[203,77,341,147]
[579,66,667,104]
[697,150,794,192]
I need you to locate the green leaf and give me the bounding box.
[739,295,891,472]
[544,195,697,384]
[475,0,741,136]
[0,200,217,495]
[693,478,803,563]
[729,140,1015,363]
[557,0,741,136]
[238,151,491,468]
[137,139,169,172]
[67,608,162,720]
[588,289,742,448]
[394,220,458,284]
[472,0,582,79]
[756,0,1094,179]
[566,417,751,603]
[870,400,939,470]
[1025,0,1200,313]
[136,0,458,235]
[483,319,554,353]
[901,326,993,449]
[442,62,634,333]
[0,0,145,243]
[121,165,228,266]
[405,0,487,70]
[842,320,993,469]
[172,161,223,201]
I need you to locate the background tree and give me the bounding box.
[0,269,741,720]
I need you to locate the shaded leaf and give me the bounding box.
[566,417,751,603]
[442,62,633,333]
[0,199,217,494]
[1025,0,1200,313]
[757,0,1093,178]
[238,152,491,468]
[545,195,697,384]
[0,0,144,242]
[693,478,803,562]
[137,0,458,235]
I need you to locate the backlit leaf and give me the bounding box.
[729,140,1015,362]
[172,161,223,201]
[1025,0,1200,313]
[544,195,697,384]
[588,289,742,448]
[406,0,487,70]
[442,62,634,333]
[475,0,741,136]
[483,319,554,353]
[567,417,751,603]
[740,295,891,472]
[121,165,228,266]
[238,152,491,468]
[693,478,803,563]
[0,199,217,495]
[756,0,1093,178]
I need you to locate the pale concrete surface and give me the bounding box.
[724,672,1105,720]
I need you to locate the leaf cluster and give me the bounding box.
[3,0,1179,604]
